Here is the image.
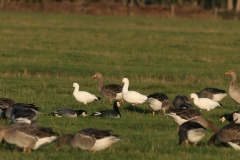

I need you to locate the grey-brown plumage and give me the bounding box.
[208,120,240,149]
[0,123,59,152]
[56,128,122,152]
[0,98,16,109]
[5,103,40,119]
[196,88,227,102]
[225,70,240,105]
[173,95,191,109]
[178,121,207,146]
[91,101,121,118]
[167,109,219,133]
[92,72,124,104]
[51,109,87,117]
[11,107,38,125]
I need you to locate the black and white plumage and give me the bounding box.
[5,103,40,119]
[56,128,122,152]
[146,92,174,115]
[220,108,240,123]
[178,121,207,147]
[208,120,240,150]
[173,95,191,109]
[178,103,194,109]
[11,107,38,125]
[91,101,121,118]
[51,109,87,117]
[195,88,227,102]
[166,109,219,133]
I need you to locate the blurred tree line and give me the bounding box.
[1,0,240,12]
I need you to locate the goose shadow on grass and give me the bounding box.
[123,105,152,114]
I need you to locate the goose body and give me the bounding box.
[11,107,38,125]
[92,72,124,104]
[166,109,219,133]
[178,121,207,146]
[208,120,240,150]
[91,101,121,118]
[72,83,101,105]
[51,108,87,117]
[0,123,59,152]
[56,128,121,152]
[196,88,227,102]
[190,93,222,111]
[225,70,240,105]
[173,95,191,109]
[146,93,174,115]
[121,78,147,106]
[178,103,194,109]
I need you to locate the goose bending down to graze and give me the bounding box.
[91,101,122,118]
[208,120,240,150]
[0,98,16,109]
[92,72,124,104]
[178,103,194,109]
[220,107,240,123]
[11,107,38,125]
[166,109,220,133]
[190,93,222,111]
[195,88,227,102]
[5,103,40,119]
[0,123,59,152]
[178,121,207,147]
[56,128,122,152]
[121,78,147,106]
[146,93,174,115]
[51,108,87,117]
[173,95,191,109]
[225,70,240,105]
[72,83,101,105]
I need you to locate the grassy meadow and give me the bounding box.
[0,11,240,159]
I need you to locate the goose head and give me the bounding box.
[116,101,122,107]
[190,93,198,100]
[120,78,129,84]
[92,72,102,78]
[72,83,79,88]
[225,70,236,76]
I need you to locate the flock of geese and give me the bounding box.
[0,70,240,153]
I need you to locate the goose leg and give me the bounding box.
[28,149,32,153]
[133,103,140,106]
[185,141,189,146]
[163,110,166,115]
[110,100,112,104]
[23,148,27,153]
[121,98,124,104]
[177,126,180,132]
[193,143,197,147]
[56,146,61,151]
[152,111,155,116]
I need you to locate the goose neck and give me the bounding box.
[122,81,129,93]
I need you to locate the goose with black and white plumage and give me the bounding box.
[146,92,174,115]
[0,123,59,152]
[121,78,147,106]
[56,128,122,152]
[225,70,240,105]
[220,107,240,123]
[190,93,222,111]
[195,88,227,102]
[11,107,38,125]
[92,72,124,104]
[91,101,121,118]
[178,121,207,147]
[72,83,101,105]
[166,109,219,133]
[208,119,240,150]
[51,108,87,117]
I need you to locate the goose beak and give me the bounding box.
[92,74,97,78]
[120,79,122,82]
[71,85,73,87]
[225,71,230,75]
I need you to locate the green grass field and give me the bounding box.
[0,11,240,159]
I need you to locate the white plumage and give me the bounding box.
[121,78,147,106]
[72,83,101,105]
[190,93,222,111]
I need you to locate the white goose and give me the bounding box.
[72,83,101,105]
[120,78,147,106]
[190,93,222,111]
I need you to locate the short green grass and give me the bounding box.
[0,11,240,159]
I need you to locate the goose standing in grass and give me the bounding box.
[11,107,38,125]
[91,100,122,118]
[121,78,147,106]
[208,120,240,150]
[72,83,101,105]
[5,103,40,119]
[225,70,240,105]
[0,123,59,152]
[146,92,174,115]
[178,121,207,147]
[51,108,87,117]
[195,88,227,102]
[166,109,219,133]
[220,107,240,123]
[173,95,191,109]
[189,93,222,111]
[92,72,124,104]
[56,128,122,152]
